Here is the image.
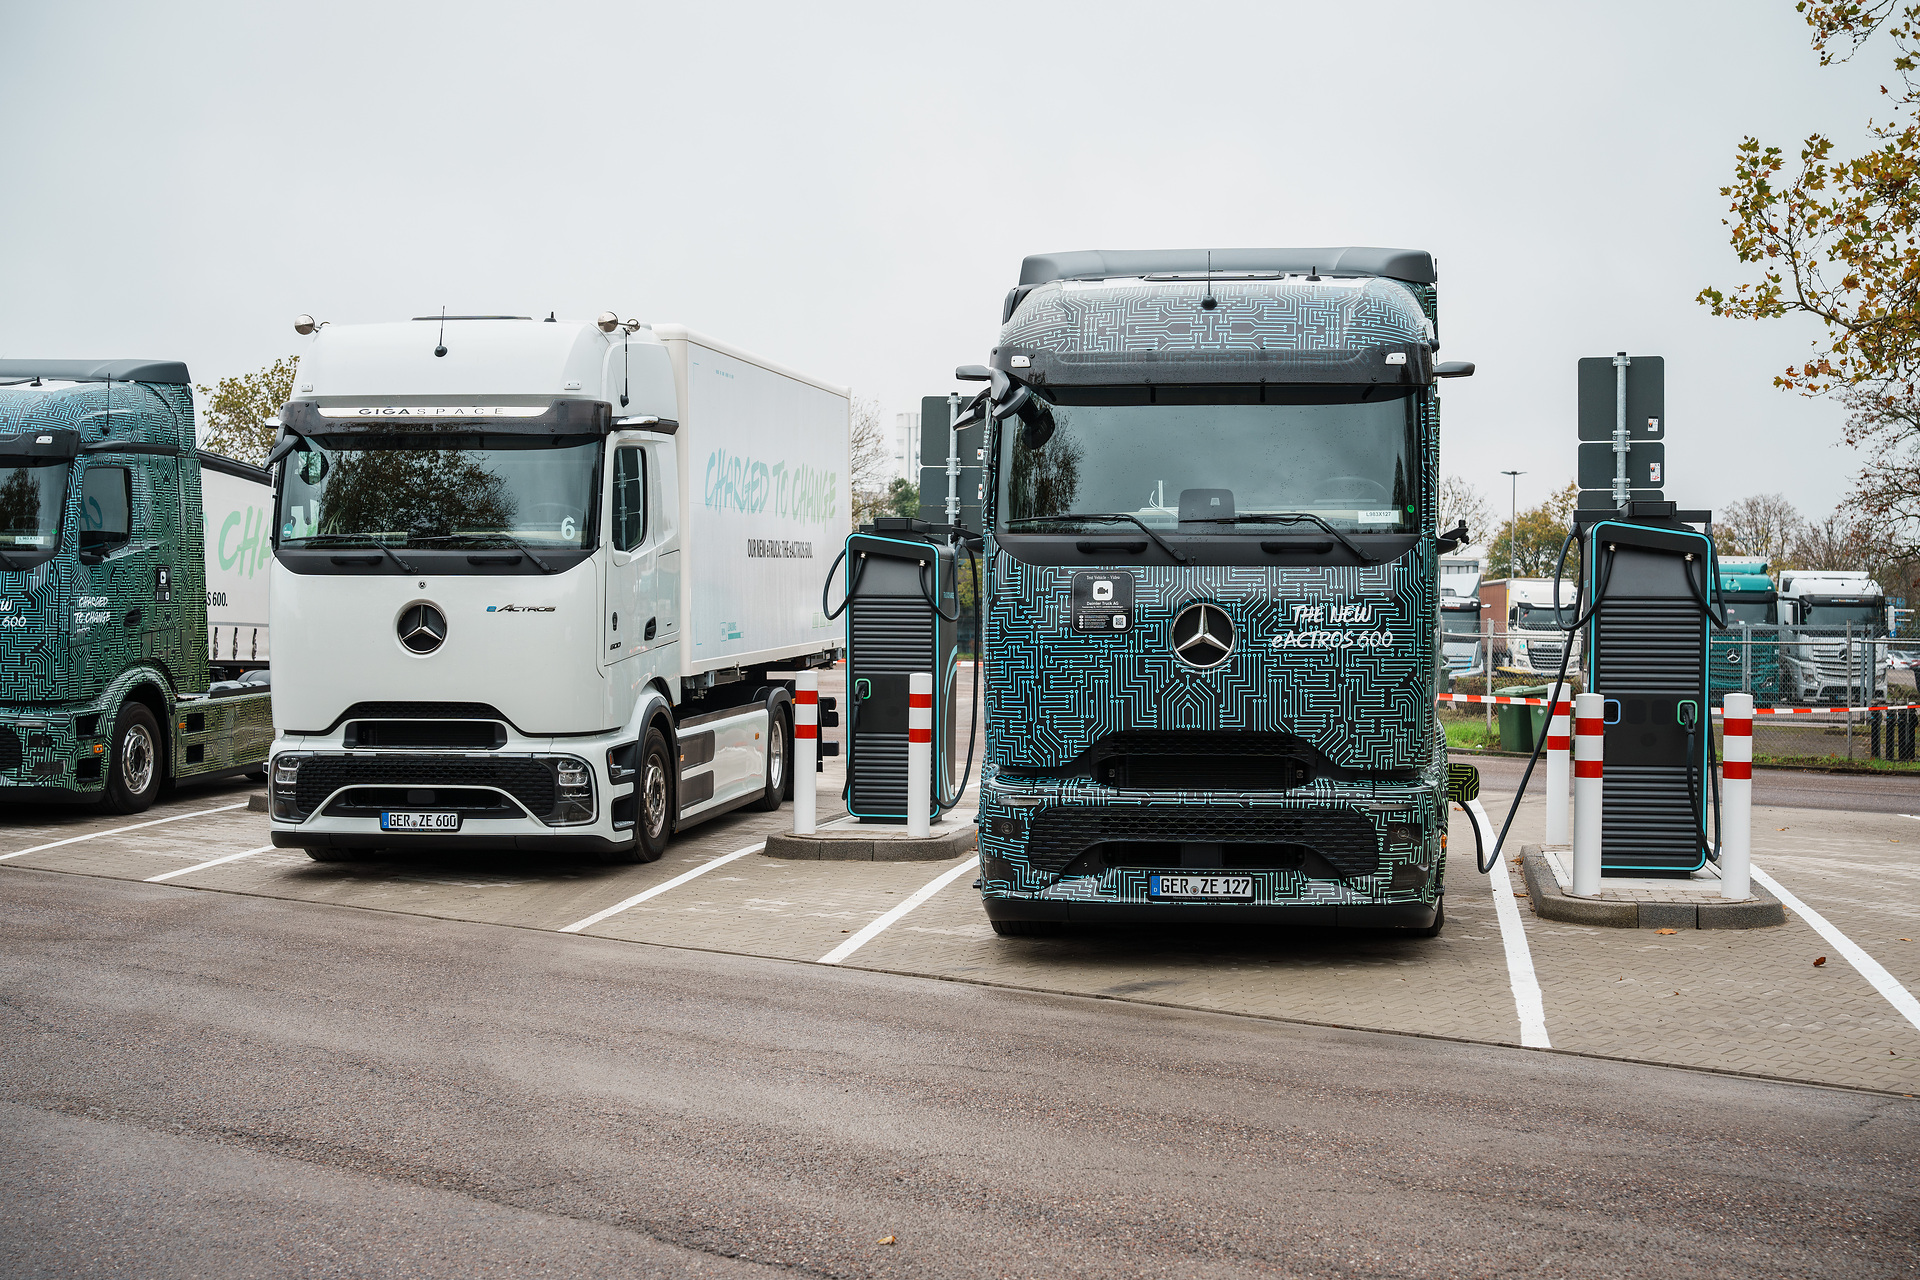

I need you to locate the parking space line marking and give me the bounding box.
[818,855,977,965]
[0,803,250,863]
[1467,800,1551,1049]
[558,816,858,934]
[145,845,275,883]
[1752,864,1920,1035]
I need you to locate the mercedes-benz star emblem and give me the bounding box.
[398,603,447,654]
[1171,603,1234,668]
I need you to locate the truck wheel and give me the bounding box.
[749,705,790,811]
[104,702,163,814]
[991,918,1063,938]
[633,726,674,862]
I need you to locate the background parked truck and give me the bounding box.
[1709,556,1781,706]
[1477,577,1580,675]
[266,315,847,863]
[0,359,273,811]
[1778,569,1888,704]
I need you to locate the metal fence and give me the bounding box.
[1442,625,1920,763]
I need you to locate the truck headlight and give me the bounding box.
[547,757,595,826]
[270,754,308,821]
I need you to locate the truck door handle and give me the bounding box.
[644,617,657,640]
[123,609,142,628]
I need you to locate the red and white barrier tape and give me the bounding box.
[1439,693,1920,715]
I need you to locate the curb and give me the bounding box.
[765,826,976,862]
[1519,844,1786,929]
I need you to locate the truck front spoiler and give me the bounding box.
[271,831,637,857]
[981,895,1440,929]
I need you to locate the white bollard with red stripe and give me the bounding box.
[907,672,932,837]
[792,671,818,835]
[1720,693,1753,900]
[1572,692,1604,896]
[1545,681,1572,845]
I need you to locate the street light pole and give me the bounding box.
[1500,470,1526,581]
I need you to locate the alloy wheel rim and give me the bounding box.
[768,718,785,787]
[644,759,668,839]
[122,723,154,795]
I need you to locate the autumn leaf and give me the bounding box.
[1815,955,1829,966]
[1656,928,1680,935]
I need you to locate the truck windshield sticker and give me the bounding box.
[1072,572,1133,633]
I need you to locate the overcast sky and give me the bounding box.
[0,0,1889,525]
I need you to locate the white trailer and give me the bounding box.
[264,315,848,864]
[198,452,273,671]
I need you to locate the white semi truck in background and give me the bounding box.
[1478,576,1581,675]
[1778,569,1888,704]
[265,314,848,862]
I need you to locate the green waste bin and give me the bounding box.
[1495,685,1552,754]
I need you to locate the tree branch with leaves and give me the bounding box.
[197,356,297,464]
[1699,2,1920,394]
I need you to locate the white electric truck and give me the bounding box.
[1777,569,1888,705]
[264,314,849,862]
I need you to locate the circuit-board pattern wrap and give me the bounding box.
[976,270,1448,911]
[0,380,211,795]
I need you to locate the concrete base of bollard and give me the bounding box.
[765,822,976,862]
[1520,844,1786,929]
[248,793,269,813]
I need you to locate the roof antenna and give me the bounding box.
[1307,264,1321,282]
[545,311,556,323]
[1200,251,1218,311]
[433,307,448,358]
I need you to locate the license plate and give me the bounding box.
[1149,874,1253,901]
[380,811,461,832]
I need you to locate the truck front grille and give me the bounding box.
[1024,804,1380,878]
[295,755,555,818]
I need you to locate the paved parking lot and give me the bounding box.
[5,674,1920,1096]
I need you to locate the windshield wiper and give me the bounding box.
[1007,513,1187,564]
[292,534,419,574]
[409,532,562,574]
[1178,512,1380,563]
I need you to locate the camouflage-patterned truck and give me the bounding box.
[0,359,273,811]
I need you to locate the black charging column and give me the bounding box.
[837,519,959,822]
[1580,510,1716,873]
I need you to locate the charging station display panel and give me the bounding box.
[1584,521,1714,872]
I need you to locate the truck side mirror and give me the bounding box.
[955,365,993,382]
[1435,361,1475,378]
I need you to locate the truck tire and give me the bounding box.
[104,702,163,814]
[749,705,790,812]
[633,726,674,862]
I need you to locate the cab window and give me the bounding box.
[613,448,646,552]
[79,466,131,556]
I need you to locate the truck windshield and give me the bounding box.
[1800,603,1882,629]
[1440,608,1481,635]
[1721,598,1777,626]
[277,432,600,549]
[0,457,68,550]
[998,385,1417,533]
[1513,603,1577,630]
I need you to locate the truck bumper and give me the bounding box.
[0,707,106,803]
[271,830,637,857]
[975,772,1448,928]
[982,895,1440,929]
[266,729,638,857]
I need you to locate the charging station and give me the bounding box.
[1578,505,1718,873]
[827,518,963,822]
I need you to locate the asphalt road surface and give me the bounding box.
[3,872,1915,1278]
[1469,752,1920,814]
